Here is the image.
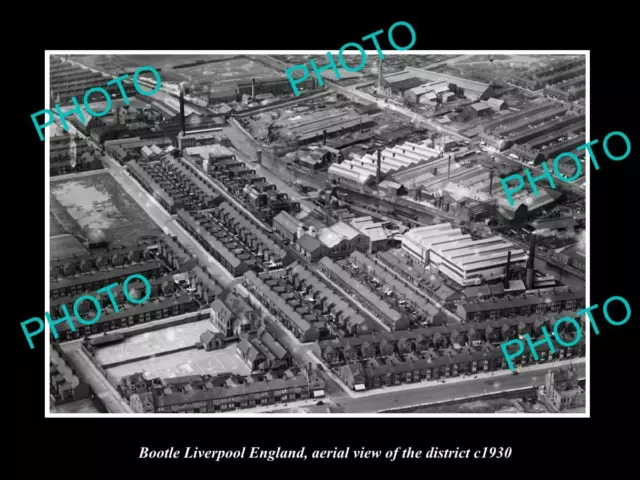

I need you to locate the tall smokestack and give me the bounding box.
[322,130,327,146]
[377,59,383,89]
[251,78,256,99]
[447,154,452,182]
[489,169,494,196]
[376,150,382,184]
[525,235,536,290]
[503,250,511,288]
[179,87,186,136]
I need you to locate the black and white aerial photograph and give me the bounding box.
[47,52,587,416]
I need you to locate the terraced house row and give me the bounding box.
[317,316,585,391]
[373,250,459,306]
[50,238,194,298]
[177,203,292,278]
[124,368,326,413]
[127,157,222,214]
[318,256,410,332]
[457,288,585,322]
[336,339,580,391]
[244,261,381,342]
[346,251,447,326]
[317,310,584,366]
[195,143,300,222]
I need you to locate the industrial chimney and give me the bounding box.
[179,87,186,136]
[489,169,494,196]
[376,150,382,184]
[322,130,327,146]
[251,78,256,99]
[525,235,536,290]
[503,250,511,288]
[447,154,452,182]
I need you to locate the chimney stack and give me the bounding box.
[179,87,186,136]
[489,169,494,196]
[503,250,511,288]
[251,78,256,99]
[525,235,536,290]
[376,150,382,184]
[447,154,452,182]
[322,129,327,146]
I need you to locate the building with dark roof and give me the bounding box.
[210,293,259,339]
[316,314,585,391]
[126,368,325,413]
[272,211,304,244]
[236,326,293,372]
[296,233,327,262]
[243,270,319,342]
[457,289,585,322]
[50,260,165,299]
[318,256,410,332]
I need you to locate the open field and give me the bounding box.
[171,57,280,89]
[50,171,162,246]
[70,54,238,76]
[107,344,251,381]
[94,320,213,366]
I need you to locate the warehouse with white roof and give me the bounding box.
[401,223,527,287]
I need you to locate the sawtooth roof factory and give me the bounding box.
[401,223,528,287]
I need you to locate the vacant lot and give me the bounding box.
[107,344,251,381]
[50,172,162,246]
[95,320,213,366]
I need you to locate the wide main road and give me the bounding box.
[340,360,586,413]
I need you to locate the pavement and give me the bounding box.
[338,359,585,413]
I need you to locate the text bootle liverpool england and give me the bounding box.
[285,21,417,96]
[21,273,152,349]
[32,65,162,141]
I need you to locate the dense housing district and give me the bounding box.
[49,52,585,415]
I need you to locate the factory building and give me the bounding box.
[401,223,527,287]
[177,128,227,150]
[316,221,368,259]
[349,216,395,253]
[328,141,442,188]
[386,67,495,101]
[404,80,455,104]
[272,211,304,244]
